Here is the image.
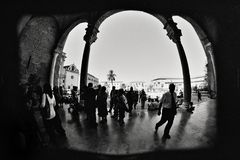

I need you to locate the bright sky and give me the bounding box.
[63,11,207,83]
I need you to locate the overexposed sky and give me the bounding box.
[63,11,207,83]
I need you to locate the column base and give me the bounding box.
[182,101,190,108]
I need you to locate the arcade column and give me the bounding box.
[164,17,191,107]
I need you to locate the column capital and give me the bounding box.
[164,18,182,43]
[83,23,99,44]
[54,48,62,55]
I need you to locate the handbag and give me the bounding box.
[42,94,51,119]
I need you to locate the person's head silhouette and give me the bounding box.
[169,83,175,93]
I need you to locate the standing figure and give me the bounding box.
[97,86,108,123]
[116,89,128,125]
[109,86,117,114]
[67,88,79,120]
[179,90,183,98]
[59,86,64,107]
[53,86,61,109]
[17,84,42,149]
[41,83,66,144]
[84,83,97,127]
[133,91,138,109]
[155,83,177,139]
[197,90,202,102]
[126,87,134,116]
[140,89,147,109]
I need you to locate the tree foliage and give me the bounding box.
[107,70,116,86]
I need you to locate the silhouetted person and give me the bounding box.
[109,86,117,114]
[148,96,151,102]
[155,83,177,139]
[68,88,79,119]
[41,83,66,144]
[53,86,61,109]
[133,91,138,109]
[116,89,128,125]
[111,90,119,119]
[96,84,102,94]
[126,87,134,116]
[97,86,108,123]
[155,96,159,103]
[17,84,41,150]
[178,90,183,98]
[177,90,183,106]
[84,83,97,127]
[140,89,147,109]
[94,84,101,112]
[186,102,195,113]
[80,85,88,111]
[59,86,64,107]
[197,90,202,102]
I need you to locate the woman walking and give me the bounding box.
[41,83,66,144]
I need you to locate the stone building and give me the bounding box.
[100,81,123,92]
[128,81,147,91]
[151,76,207,93]
[87,73,99,87]
[60,64,80,90]
[59,64,99,90]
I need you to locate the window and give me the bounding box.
[71,75,74,79]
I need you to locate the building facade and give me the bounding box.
[87,73,99,87]
[100,81,124,94]
[127,81,147,91]
[60,64,79,90]
[151,76,207,93]
[59,63,99,91]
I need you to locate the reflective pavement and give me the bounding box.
[54,98,216,155]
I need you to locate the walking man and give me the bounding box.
[197,90,202,102]
[108,86,117,114]
[139,89,147,109]
[126,87,134,116]
[155,83,177,139]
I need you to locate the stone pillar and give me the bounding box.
[164,17,191,107]
[49,49,60,88]
[80,23,99,88]
[57,51,66,87]
[205,42,217,95]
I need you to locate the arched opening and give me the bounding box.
[51,21,88,90]
[51,10,217,154]
[60,23,88,92]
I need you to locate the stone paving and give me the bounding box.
[51,98,217,155]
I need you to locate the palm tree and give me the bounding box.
[107,70,116,87]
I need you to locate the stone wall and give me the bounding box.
[18,16,59,86]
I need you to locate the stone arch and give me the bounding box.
[177,15,217,95]
[52,10,217,103]
[51,18,88,87]
[18,16,59,87]
[88,10,193,104]
[92,10,168,32]
[90,10,217,102]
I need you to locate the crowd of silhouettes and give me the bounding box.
[16,75,204,150]
[16,74,67,151]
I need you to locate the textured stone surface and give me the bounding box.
[18,16,58,85]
